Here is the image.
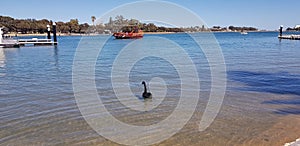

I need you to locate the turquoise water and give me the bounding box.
[0,32,300,145]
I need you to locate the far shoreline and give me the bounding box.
[4,31,282,37]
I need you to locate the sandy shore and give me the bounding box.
[241,115,300,146]
[285,138,300,146]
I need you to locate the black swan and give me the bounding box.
[142,81,152,98]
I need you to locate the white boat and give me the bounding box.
[241,31,248,35]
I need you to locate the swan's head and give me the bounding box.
[142,81,146,85]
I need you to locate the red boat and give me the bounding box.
[113,26,144,39]
[113,30,143,39]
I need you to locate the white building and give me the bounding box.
[295,25,300,29]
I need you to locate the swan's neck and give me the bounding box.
[143,83,147,93]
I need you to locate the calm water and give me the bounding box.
[1,32,300,145]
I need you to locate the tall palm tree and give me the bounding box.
[91,16,96,26]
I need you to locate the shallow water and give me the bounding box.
[1,32,300,145]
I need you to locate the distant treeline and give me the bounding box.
[0,15,185,34]
[0,16,89,34]
[286,27,300,31]
[1,15,259,34]
[210,26,258,32]
[228,26,258,31]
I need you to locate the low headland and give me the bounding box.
[0,15,282,37]
[2,15,299,37]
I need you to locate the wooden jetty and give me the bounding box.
[0,23,58,48]
[18,38,56,46]
[278,35,300,40]
[278,25,300,40]
[1,38,57,48]
[0,39,19,48]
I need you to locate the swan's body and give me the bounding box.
[142,81,152,98]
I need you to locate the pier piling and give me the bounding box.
[279,25,283,37]
[47,25,51,40]
[52,22,57,45]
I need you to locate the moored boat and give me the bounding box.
[113,25,144,39]
[113,30,144,39]
[241,31,248,35]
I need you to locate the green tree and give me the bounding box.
[67,19,79,33]
[144,23,157,32]
[56,21,69,33]
[79,23,90,33]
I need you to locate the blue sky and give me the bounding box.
[1,0,299,30]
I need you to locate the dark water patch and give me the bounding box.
[262,98,300,105]
[227,71,300,96]
[273,108,300,115]
[228,71,300,115]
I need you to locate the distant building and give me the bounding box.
[295,25,300,29]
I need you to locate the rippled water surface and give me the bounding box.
[1,32,300,145]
